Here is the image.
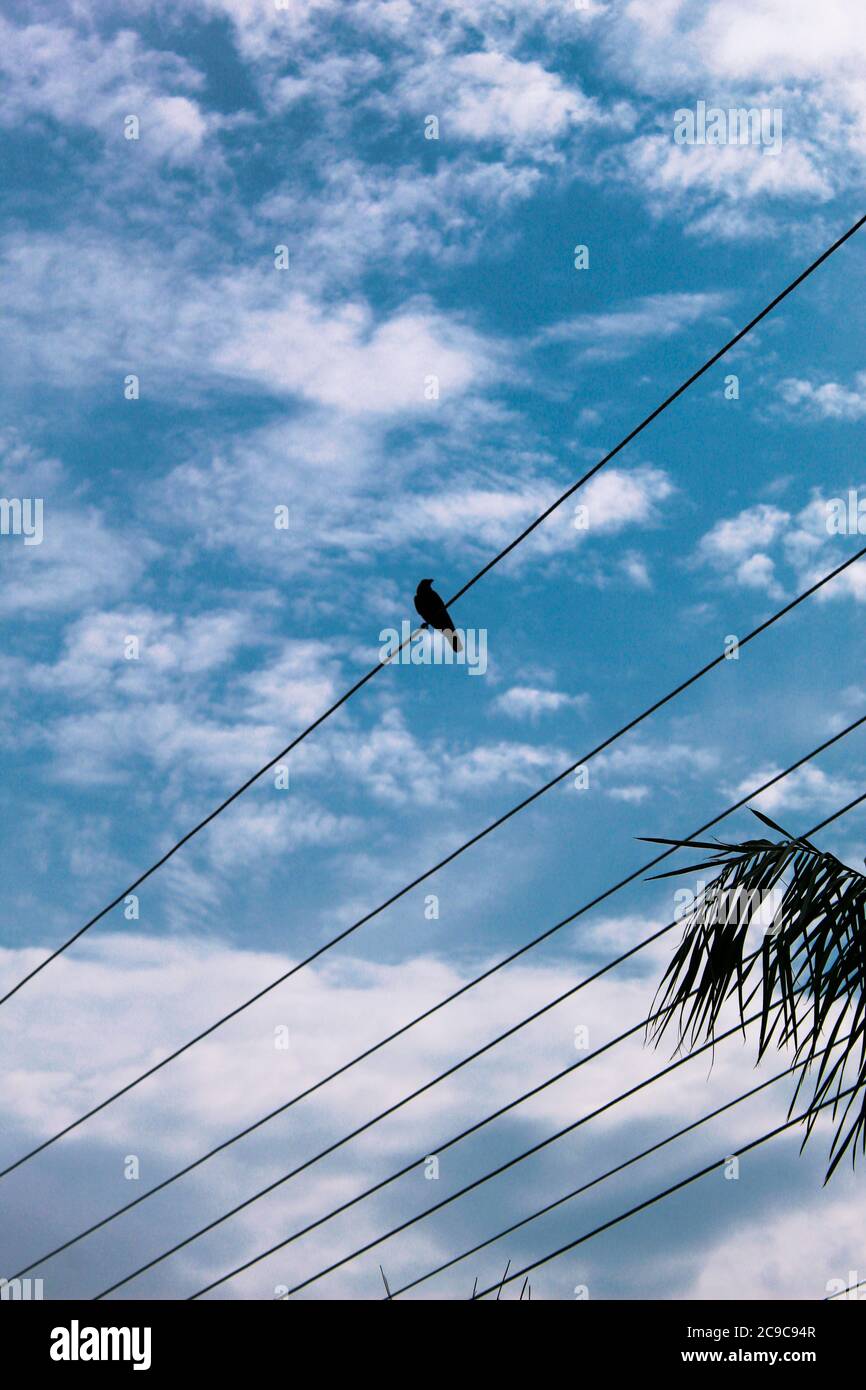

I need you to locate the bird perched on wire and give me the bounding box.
[414,578,463,651]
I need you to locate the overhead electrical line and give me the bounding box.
[388,1039,847,1299]
[4,211,863,1011]
[110,1006,770,1299]
[277,1020,843,1302]
[11,717,861,1278]
[108,791,861,1300]
[14,714,863,1280]
[470,1088,857,1300]
[5,549,863,1188]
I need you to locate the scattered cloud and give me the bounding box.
[0,437,159,616]
[0,925,856,1298]
[535,293,730,363]
[215,293,495,414]
[0,17,217,168]
[492,686,589,721]
[694,496,866,604]
[400,50,599,155]
[695,504,790,598]
[0,230,500,416]
[724,762,859,818]
[779,371,866,421]
[595,0,866,227]
[2,0,864,1304]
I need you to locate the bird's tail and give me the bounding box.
[445,628,463,653]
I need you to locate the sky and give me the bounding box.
[1,0,866,1302]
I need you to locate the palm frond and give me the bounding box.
[646,812,866,1180]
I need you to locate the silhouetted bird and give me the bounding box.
[414,578,463,651]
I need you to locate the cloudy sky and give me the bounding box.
[1,0,866,1302]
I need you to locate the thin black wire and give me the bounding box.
[806,795,866,837]
[3,210,863,1011]
[189,1000,808,1302]
[446,212,866,606]
[176,791,863,1301]
[7,546,864,1186]
[17,714,863,1280]
[25,933,677,1287]
[283,1014,834,1300]
[140,973,801,1301]
[826,1277,866,1301]
[471,1087,857,1299]
[98,988,689,1297]
[389,1041,844,1298]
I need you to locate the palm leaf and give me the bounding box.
[646,809,866,1180]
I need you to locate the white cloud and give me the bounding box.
[701,505,790,563]
[592,736,720,787]
[689,1194,866,1300]
[598,0,866,224]
[214,293,494,415]
[4,610,586,839]
[694,494,866,604]
[449,739,568,792]
[607,783,650,804]
[1,607,336,791]
[0,226,500,419]
[696,504,790,593]
[581,465,675,535]
[620,550,652,588]
[651,0,866,86]
[157,399,675,586]
[46,701,273,789]
[535,292,730,362]
[492,686,589,721]
[428,465,676,596]
[779,371,866,421]
[610,130,832,216]
[682,202,780,243]
[0,926,855,1299]
[259,156,543,282]
[203,797,363,870]
[241,643,341,726]
[0,437,159,616]
[420,51,597,151]
[23,609,260,697]
[193,0,338,69]
[398,466,674,574]
[784,494,866,603]
[0,18,215,167]
[734,551,781,595]
[724,763,857,818]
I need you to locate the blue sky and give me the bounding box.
[1,0,866,1301]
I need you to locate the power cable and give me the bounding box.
[7,547,863,1183]
[4,211,863,1010]
[14,714,863,1279]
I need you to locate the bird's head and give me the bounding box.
[418,577,433,589]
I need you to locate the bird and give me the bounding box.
[414,578,463,651]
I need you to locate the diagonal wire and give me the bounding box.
[189,999,814,1302]
[13,713,863,1280]
[100,992,693,1297]
[281,1014,832,1301]
[5,546,865,1186]
[3,210,863,1011]
[389,1038,847,1298]
[172,792,862,1300]
[471,1087,857,1299]
[826,1277,866,1301]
